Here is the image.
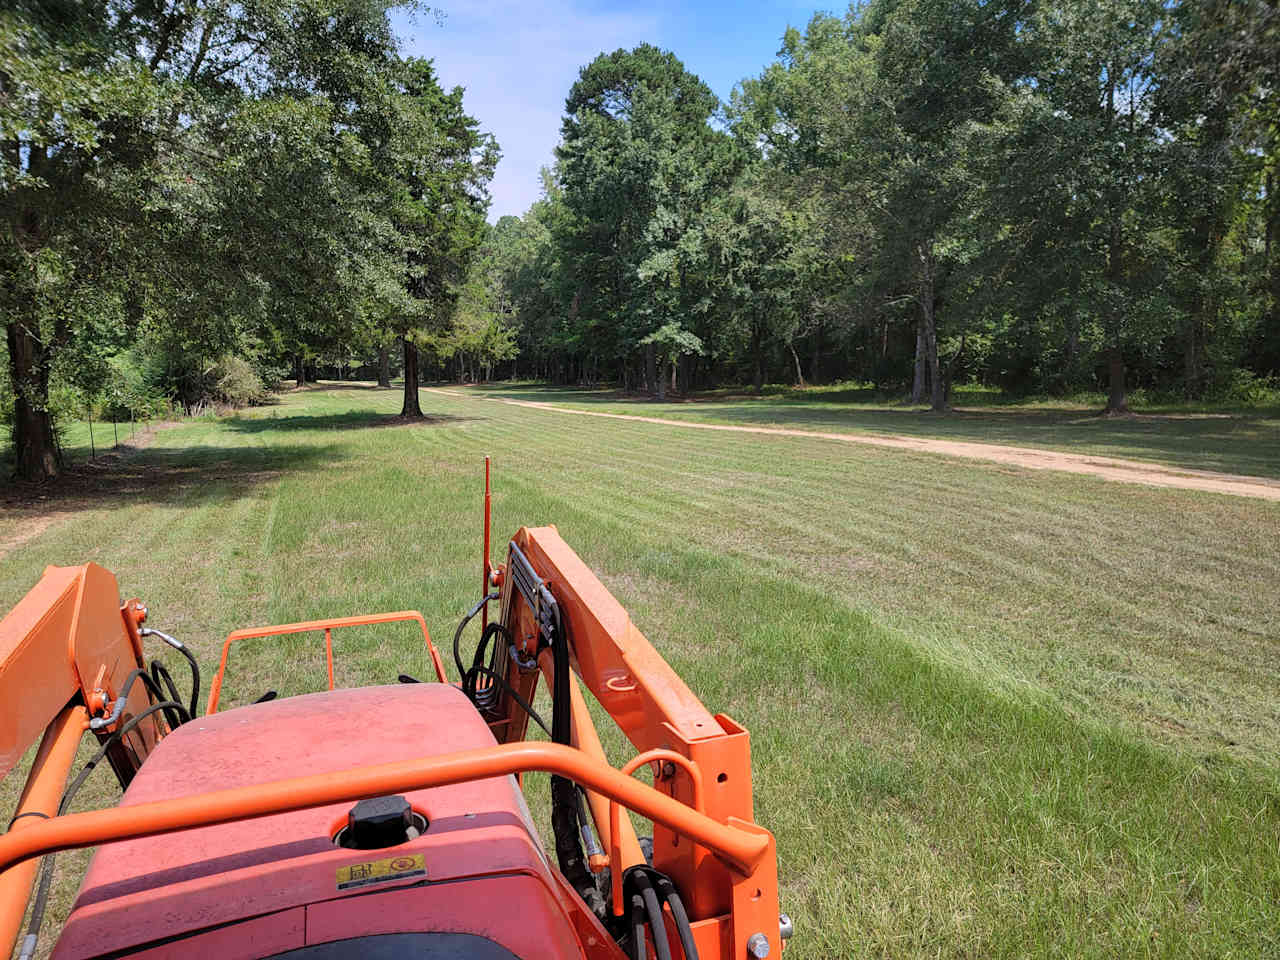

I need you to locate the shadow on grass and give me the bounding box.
[288,380,394,392]
[0,437,344,516]
[223,410,482,434]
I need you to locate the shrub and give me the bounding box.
[210,355,269,407]
[1203,369,1279,407]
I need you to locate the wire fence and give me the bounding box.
[59,408,153,468]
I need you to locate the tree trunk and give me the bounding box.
[644,343,657,395]
[810,320,822,385]
[294,353,306,388]
[922,305,944,412]
[916,243,945,411]
[401,338,422,417]
[1105,346,1129,414]
[789,343,805,387]
[1063,324,1079,384]
[6,319,59,482]
[911,320,926,404]
[751,324,764,394]
[1183,320,1199,398]
[1103,219,1129,414]
[942,333,967,404]
[378,345,391,388]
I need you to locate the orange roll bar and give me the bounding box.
[206,611,447,713]
[0,704,87,957]
[0,742,770,880]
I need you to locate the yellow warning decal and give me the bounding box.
[336,853,426,891]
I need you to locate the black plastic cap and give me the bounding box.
[348,795,413,849]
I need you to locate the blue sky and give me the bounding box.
[392,1,829,221]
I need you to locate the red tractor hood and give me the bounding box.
[55,684,587,959]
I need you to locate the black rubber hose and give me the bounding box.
[631,869,673,960]
[550,605,569,745]
[547,602,607,919]
[466,622,507,711]
[466,664,550,736]
[551,773,606,916]
[452,593,498,684]
[655,875,699,960]
[140,628,200,718]
[149,661,187,729]
[21,700,184,960]
[95,667,191,732]
[172,643,200,718]
[630,893,649,960]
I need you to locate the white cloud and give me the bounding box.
[394,2,661,221]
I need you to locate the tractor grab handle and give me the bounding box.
[0,741,771,878]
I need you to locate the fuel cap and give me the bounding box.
[335,795,426,849]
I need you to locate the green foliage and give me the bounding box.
[2,0,496,476]
[639,323,704,359]
[553,45,741,384]
[484,0,1278,409]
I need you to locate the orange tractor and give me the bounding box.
[0,461,788,959]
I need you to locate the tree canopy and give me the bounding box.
[485,3,1278,413]
[5,0,1279,481]
[2,0,494,478]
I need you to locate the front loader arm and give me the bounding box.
[474,525,783,959]
[0,564,168,955]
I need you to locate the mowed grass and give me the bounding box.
[462,381,1280,480]
[0,383,1277,958]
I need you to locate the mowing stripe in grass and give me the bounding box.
[0,385,1276,959]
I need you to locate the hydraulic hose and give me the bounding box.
[20,700,184,960]
[452,593,499,684]
[629,894,649,960]
[545,603,609,918]
[631,869,673,960]
[656,874,699,960]
[140,627,200,718]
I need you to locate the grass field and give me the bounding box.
[1,383,1278,958]
[462,381,1280,480]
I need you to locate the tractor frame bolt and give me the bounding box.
[779,913,794,940]
[747,932,771,958]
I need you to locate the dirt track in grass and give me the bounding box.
[430,389,1280,502]
[0,423,171,561]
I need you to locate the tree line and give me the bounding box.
[2,0,496,482]
[467,0,1277,413]
[5,0,1277,483]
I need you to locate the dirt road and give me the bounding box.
[430,390,1280,502]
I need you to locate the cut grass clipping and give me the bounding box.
[0,384,1277,959]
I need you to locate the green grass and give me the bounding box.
[1,383,1278,958]
[461,381,1280,480]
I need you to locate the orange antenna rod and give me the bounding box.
[481,456,492,632]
